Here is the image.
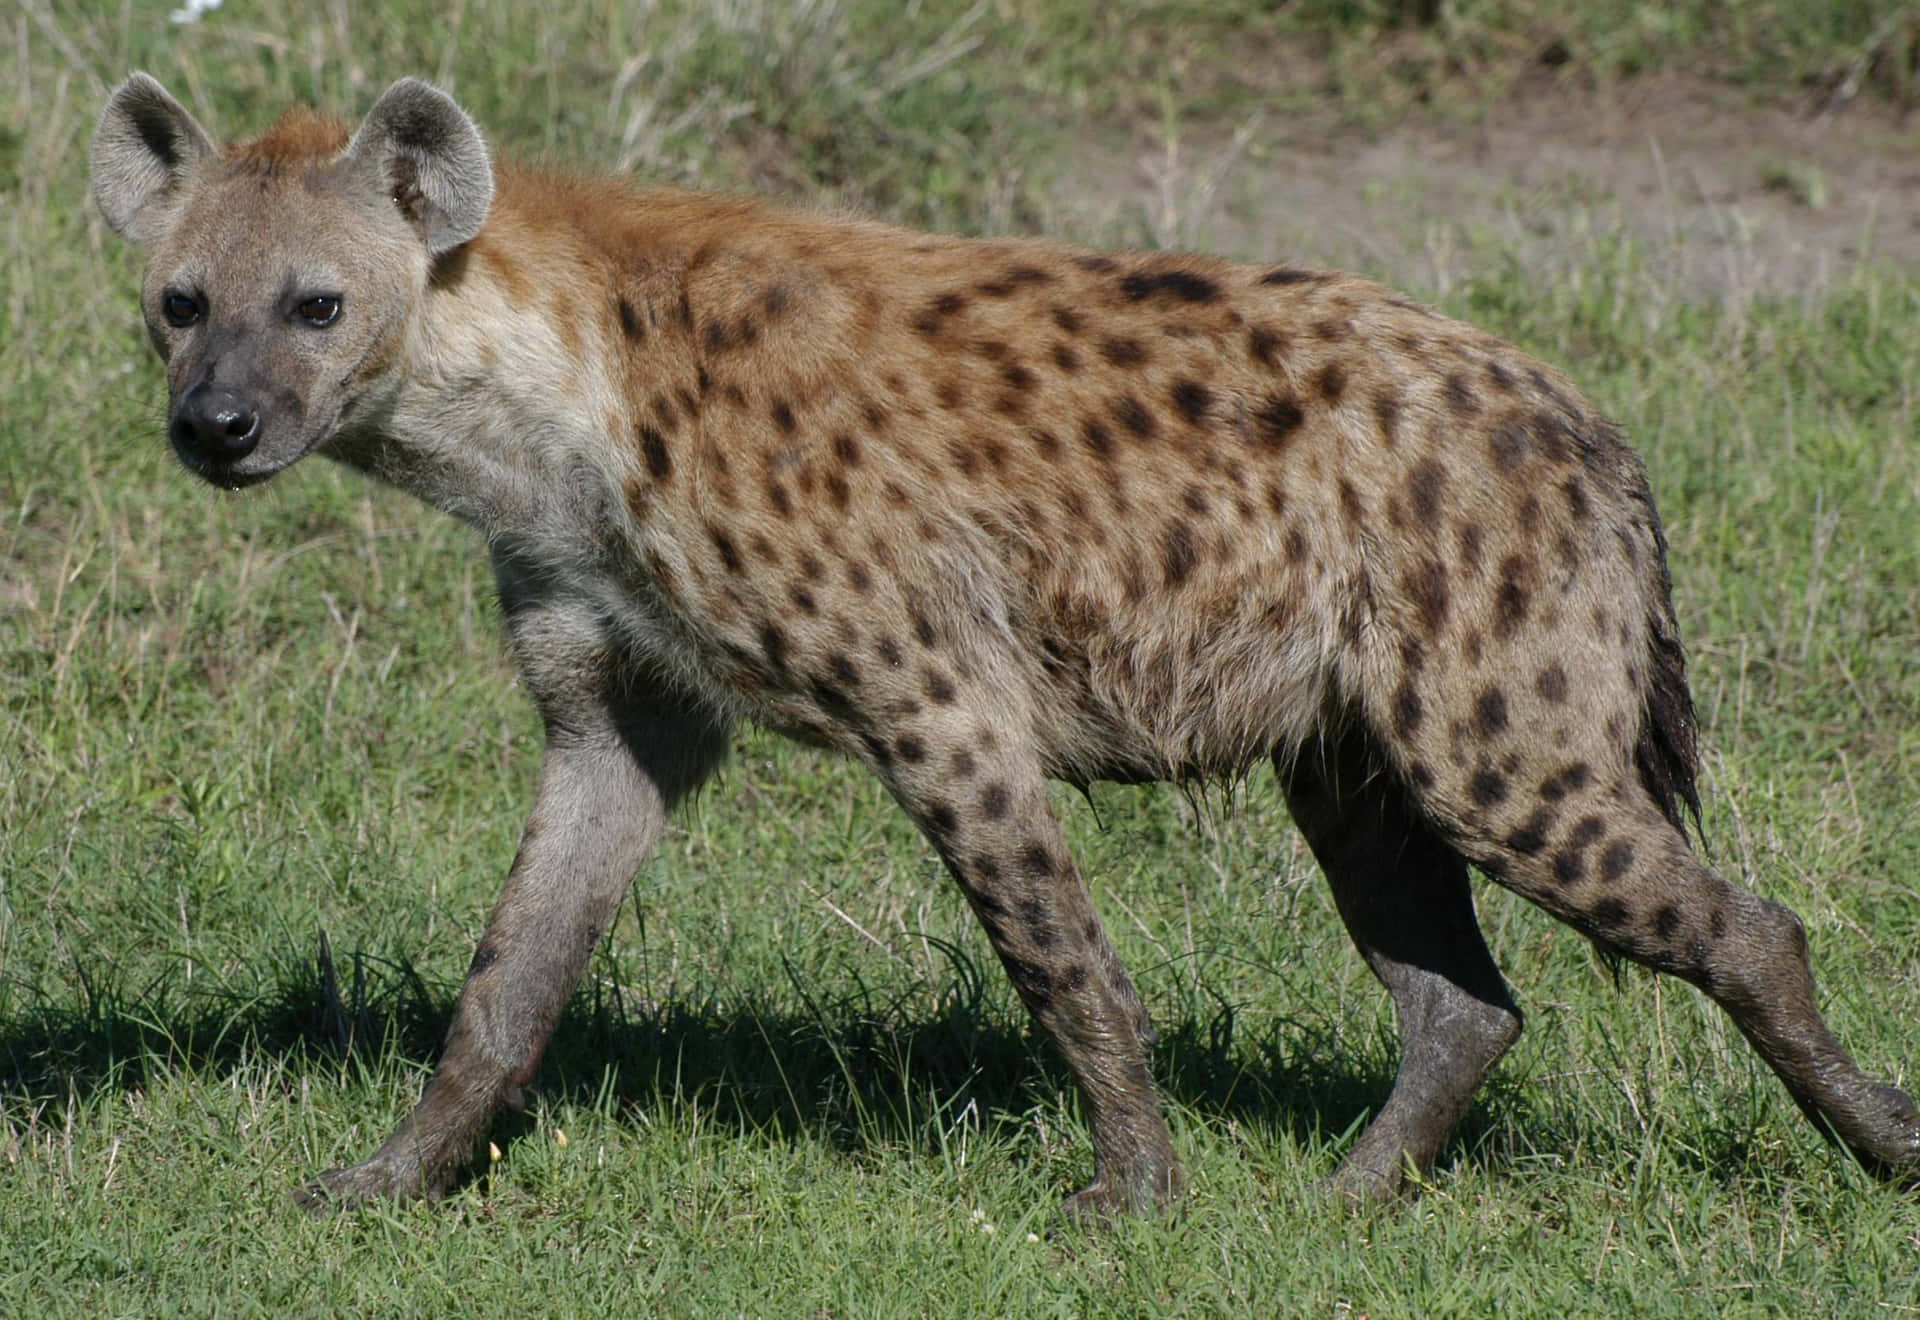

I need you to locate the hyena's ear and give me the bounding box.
[90,73,216,245]
[347,78,493,256]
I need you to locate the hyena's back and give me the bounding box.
[622,201,1684,822]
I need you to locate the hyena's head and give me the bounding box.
[90,75,492,488]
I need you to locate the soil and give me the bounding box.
[1059,73,1920,299]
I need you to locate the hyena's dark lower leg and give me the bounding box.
[1278,729,1523,1201]
[884,742,1179,1218]
[294,696,728,1210]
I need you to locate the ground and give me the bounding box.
[1058,72,1920,298]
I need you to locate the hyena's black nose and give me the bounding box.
[171,383,261,465]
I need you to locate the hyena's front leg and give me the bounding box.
[881,726,1180,1219]
[295,657,728,1209]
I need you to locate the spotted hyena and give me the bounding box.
[90,73,1918,1216]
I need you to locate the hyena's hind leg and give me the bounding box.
[1276,728,1524,1202]
[1374,640,1920,1185]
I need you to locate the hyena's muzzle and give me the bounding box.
[164,341,319,490]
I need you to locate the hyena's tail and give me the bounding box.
[1632,492,1703,839]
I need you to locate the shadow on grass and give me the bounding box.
[0,935,1547,1189]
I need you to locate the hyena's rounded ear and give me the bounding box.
[348,78,494,256]
[90,72,216,245]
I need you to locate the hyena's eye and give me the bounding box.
[161,291,202,328]
[296,295,342,328]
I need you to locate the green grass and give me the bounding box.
[5,1,1920,1314]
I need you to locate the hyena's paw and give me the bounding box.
[1054,1156,1184,1229]
[290,1149,446,1213]
[1842,1081,1920,1189]
[1323,1160,1405,1210]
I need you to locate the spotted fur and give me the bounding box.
[92,74,1919,1216]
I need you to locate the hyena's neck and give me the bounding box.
[351,167,723,544]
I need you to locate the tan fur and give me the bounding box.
[93,77,1920,1215]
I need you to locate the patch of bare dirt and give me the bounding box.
[1059,73,1920,300]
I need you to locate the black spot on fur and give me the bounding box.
[1445,373,1479,415]
[1051,306,1083,334]
[1098,336,1148,367]
[1259,266,1324,285]
[1114,394,1156,438]
[1338,479,1365,526]
[1252,394,1305,447]
[1163,522,1198,587]
[1495,555,1532,636]
[1408,459,1446,526]
[1407,558,1449,635]
[1563,477,1590,520]
[981,784,1010,818]
[760,624,788,673]
[829,654,861,687]
[1490,418,1531,471]
[1120,269,1221,303]
[639,426,672,479]
[708,527,742,574]
[704,318,759,353]
[1020,843,1054,878]
[1171,379,1212,425]
[1317,362,1347,403]
[1373,392,1402,446]
[1536,663,1569,703]
[1591,898,1632,929]
[1599,841,1635,882]
[895,736,927,764]
[617,297,643,339]
[1653,904,1682,939]
[1474,688,1510,738]
[1470,770,1509,806]
[1081,418,1115,460]
[770,399,796,434]
[1248,325,1284,366]
[1458,524,1484,574]
[1393,684,1424,737]
[1539,762,1592,801]
[1505,808,1554,856]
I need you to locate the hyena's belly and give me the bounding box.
[1021,546,1351,785]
